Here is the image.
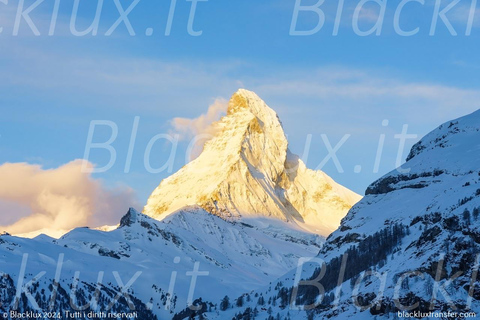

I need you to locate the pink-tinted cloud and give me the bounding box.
[0,160,139,238]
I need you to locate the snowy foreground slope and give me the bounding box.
[0,207,323,319]
[209,110,480,319]
[145,89,361,237]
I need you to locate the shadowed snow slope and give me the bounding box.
[144,89,361,236]
[214,109,480,319]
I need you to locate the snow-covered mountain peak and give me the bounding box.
[405,109,480,172]
[365,109,480,197]
[199,89,289,188]
[119,207,140,227]
[226,89,283,128]
[144,89,361,237]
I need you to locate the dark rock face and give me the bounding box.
[365,170,445,195]
[119,208,138,228]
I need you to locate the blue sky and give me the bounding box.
[1,0,480,229]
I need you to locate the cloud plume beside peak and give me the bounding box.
[0,160,139,238]
[171,98,228,141]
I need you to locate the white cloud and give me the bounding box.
[170,98,228,141]
[169,98,228,161]
[0,160,139,238]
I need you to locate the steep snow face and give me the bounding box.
[144,89,361,236]
[211,109,480,319]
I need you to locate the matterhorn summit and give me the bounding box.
[144,89,361,236]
